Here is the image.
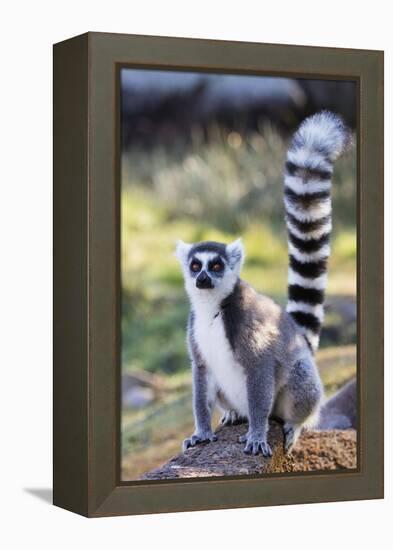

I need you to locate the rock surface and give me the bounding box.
[141,422,357,480]
[317,378,357,430]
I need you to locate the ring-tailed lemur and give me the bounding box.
[176,111,350,456]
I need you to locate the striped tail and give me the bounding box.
[284,111,351,352]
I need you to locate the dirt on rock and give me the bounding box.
[290,429,357,471]
[141,422,357,480]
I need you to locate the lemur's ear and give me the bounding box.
[175,240,192,264]
[226,238,245,275]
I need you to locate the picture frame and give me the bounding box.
[53,31,384,517]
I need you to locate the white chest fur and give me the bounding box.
[193,306,249,417]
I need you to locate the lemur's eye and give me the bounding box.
[211,262,223,272]
[190,260,201,273]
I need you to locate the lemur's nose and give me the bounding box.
[196,270,213,289]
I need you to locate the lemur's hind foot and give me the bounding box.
[220,409,247,426]
[283,422,302,454]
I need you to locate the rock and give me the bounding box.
[317,378,357,430]
[122,370,165,409]
[140,422,357,480]
[122,386,156,408]
[291,429,356,471]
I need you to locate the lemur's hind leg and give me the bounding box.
[282,422,302,453]
[216,393,247,426]
[220,409,247,426]
[276,359,323,453]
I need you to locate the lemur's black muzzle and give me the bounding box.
[196,270,213,289]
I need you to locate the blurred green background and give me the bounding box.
[120,70,357,480]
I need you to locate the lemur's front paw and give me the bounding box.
[182,430,218,452]
[239,432,273,457]
[220,410,247,426]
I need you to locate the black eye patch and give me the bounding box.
[190,259,202,273]
[208,258,224,273]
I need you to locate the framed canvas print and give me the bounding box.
[53,32,384,517]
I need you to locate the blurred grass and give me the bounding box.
[122,125,356,234]
[121,124,357,480]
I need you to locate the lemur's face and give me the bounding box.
[175,239,244,301]
[188,251,225,289]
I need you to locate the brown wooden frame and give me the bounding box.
[53,32,384,517]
